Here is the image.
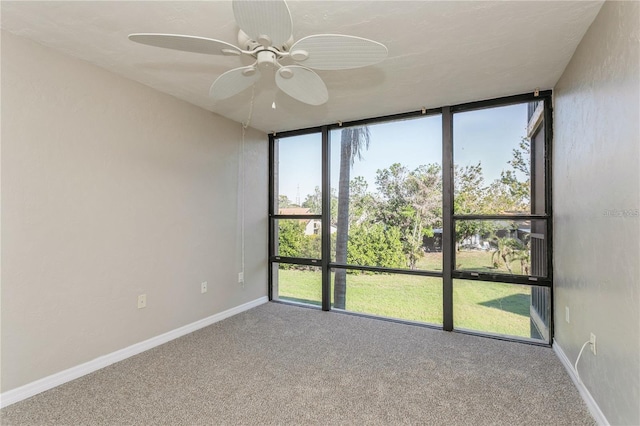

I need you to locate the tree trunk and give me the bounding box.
[333,129,353,309]
[502,253,513,274]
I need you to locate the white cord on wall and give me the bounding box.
[574,340,591,384]
[238,128,246,286]
[242,86,255,130]
[237,87,255,287]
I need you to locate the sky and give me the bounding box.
[276,103,529,205]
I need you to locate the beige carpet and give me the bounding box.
[2,302,594,425]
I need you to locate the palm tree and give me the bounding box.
[490,234,528,274]
[511,237,531,275]
[334,126,370,309]
[490,235,515,274]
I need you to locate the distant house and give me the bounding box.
[278,207,336,236]
[278,207,312,216]
[423,228,443,252]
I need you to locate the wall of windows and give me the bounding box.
[269,92,552,344]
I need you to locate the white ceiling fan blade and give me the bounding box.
[210,66,261,101]
[290,34,388,70]
[129,34,242,56]
[275,66,328,106]
[232,0,292,47]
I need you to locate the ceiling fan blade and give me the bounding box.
[275,66,328,106]
[210,65,261,101]
[128,34,242,56]
[290,34,388,70]
[232,0,292,47]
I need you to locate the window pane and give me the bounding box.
[274,219,322,259]
[273,263,322,306]
[330,116,443,271]
[331,269,443,325]
[454,103,534,215]
[455,218,547,277]
[454,279,549,342]
[274,133,321,214]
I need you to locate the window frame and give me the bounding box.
[268,91,553,345]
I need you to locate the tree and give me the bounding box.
[302,186,322,215]
[375,163,411,229]
[474,139,532,216]
[404,164,443,268]
[334,127,370,309]
[301,232,322,260]
[347,223,405,269]
[490,233,529,274]
[278,220,305,258]
[453,138,532,250]
[513,242,531,276]
[453,162,486,214]
[302,186,339,221]
[497,137,531,212]
[375,163,442,267]
[349,176,376,226]
[454,163,494,249]
[278,195,297,209]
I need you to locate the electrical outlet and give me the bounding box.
[137,294,147,309]
[565,306,570,323]
[590,333,597,355]
[238,272,244,283]
[201,281,208,294]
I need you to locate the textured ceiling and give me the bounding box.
[1,1,603,133]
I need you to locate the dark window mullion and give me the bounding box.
[544,95,554,341]
[450,90,552,114]
[272,257,322,266]
[329,263,443,278]
[272,214,322,220]
[321,126,331,311]
[268,134,276,301]
[452,271,552,287]
[442,106,454,332]
[453,214,549,220]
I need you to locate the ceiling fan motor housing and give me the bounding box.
[257,50,277,69]
[238,30,292,52]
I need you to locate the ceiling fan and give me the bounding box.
[128,0,388,106]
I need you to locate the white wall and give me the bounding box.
[553,1,640,424]
[0,30,267,393]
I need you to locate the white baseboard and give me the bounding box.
[0,296,268,409]
[553,339,609,426]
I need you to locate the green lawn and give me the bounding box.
[453,279,531,337]
[454,249,527,275]
[414,249,527,275]
[277,257,534,338]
